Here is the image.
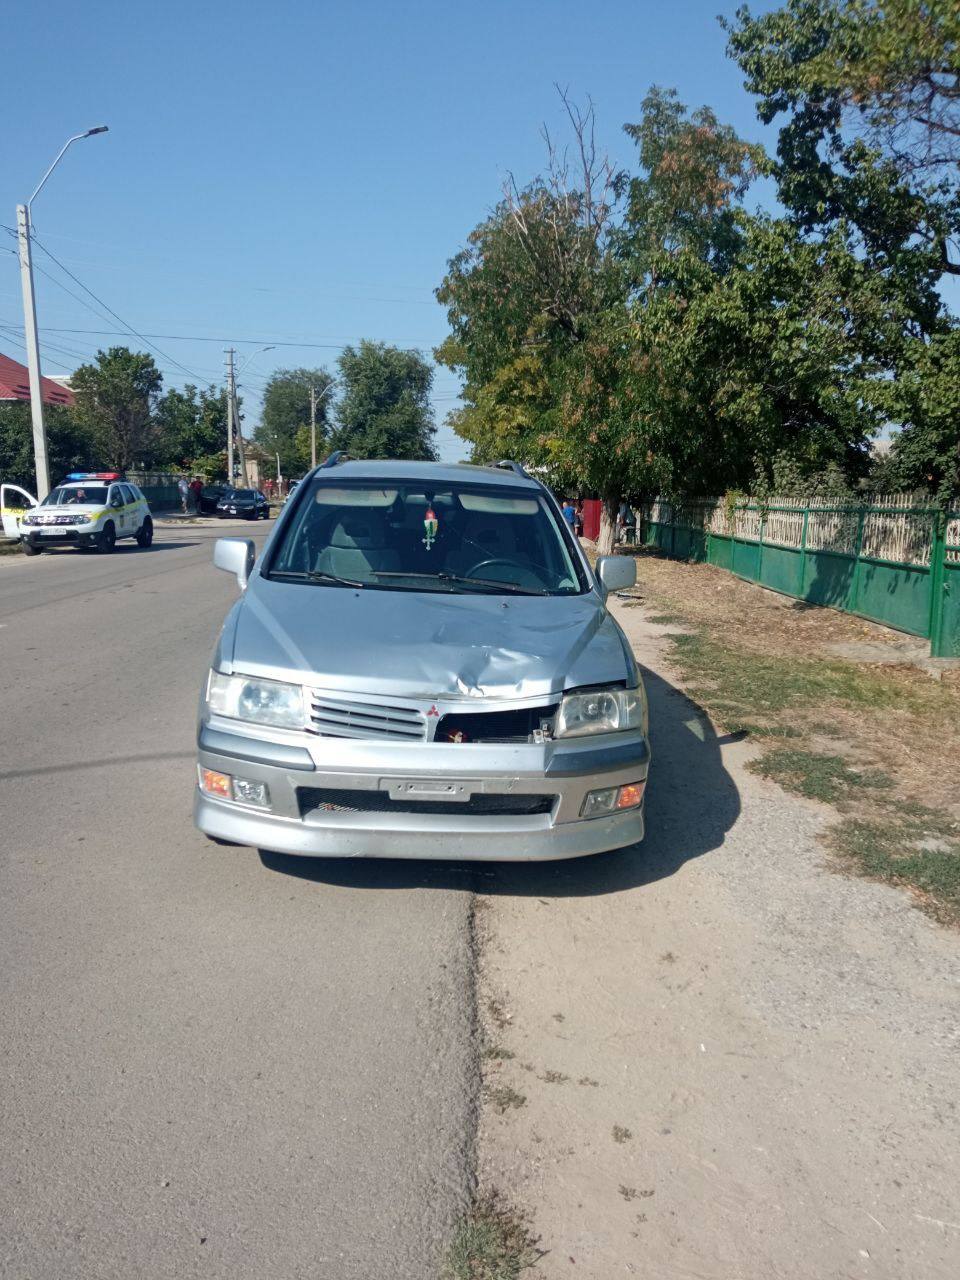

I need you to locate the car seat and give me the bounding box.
[314,512,402,578]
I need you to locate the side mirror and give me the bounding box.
[214,537,256,590]
[111,496,123,509]
[597,555,637,597]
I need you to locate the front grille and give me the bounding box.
[309,694,427,741]
[35,513,80,525]
[298,787,556,818]
[435,705,558,744]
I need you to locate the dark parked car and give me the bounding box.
[199,484,230,515]
[216,488,271,520]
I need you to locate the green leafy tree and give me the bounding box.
[887,326,960,499]
[154,385,227,470]
[332,340,437,460]
[254,368,333,477]
[437,91,771,548]
[725,0,960,494]
[0,402,98,491]
[71,347,162,472]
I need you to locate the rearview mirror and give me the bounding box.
[597,555,636,597]
[214,537,256,590]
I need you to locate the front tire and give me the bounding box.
[22,542,41,556]
[136,516,154,548]
[98,522,116,553]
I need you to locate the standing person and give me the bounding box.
[189,477,203,514]
[178,476,189,514]
[574,501,584,539]
[561,497,576,529]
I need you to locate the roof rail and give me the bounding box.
[320,451,352,468]
[494,459,529,478]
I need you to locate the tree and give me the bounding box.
[154,385,227,470]
[71,347,162,472]
[725,0,960,494]
[254,368,333,476]
[332,341,437,460]
[724,1,960,286]
[437,90,770,549]
[887,326,960,499]
[0,402,98,491]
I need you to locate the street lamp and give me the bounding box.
[309,381,337,469]
[17,126,109,498]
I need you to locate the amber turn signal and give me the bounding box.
[616,782,645,810]
[200,767,232,799]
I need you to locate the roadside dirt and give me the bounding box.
[472,598,960,1280]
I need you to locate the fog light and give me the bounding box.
[581,786,618,818]
[616,781,645,810]
[231,777,270,808]
[200,767,232,798]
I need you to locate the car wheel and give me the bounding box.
[136,516,154,547]
[98,522,116,553]
[22,542,41,556]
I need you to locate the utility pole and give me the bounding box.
[16,126,108,501]
[225,348,236,485]
[16,204,49,499]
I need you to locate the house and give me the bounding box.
[0,352,75,407]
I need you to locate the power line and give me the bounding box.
[0,329,74,375]
[5,227,209,383]
[11,321,437,356]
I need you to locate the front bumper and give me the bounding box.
[22,526,102,547]
[194,722,649,861]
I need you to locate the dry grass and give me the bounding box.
[628,549,960,921]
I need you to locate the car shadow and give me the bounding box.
[37,541,201,555]
[258,668,741,899]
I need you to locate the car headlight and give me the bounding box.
[555,684,647,738]
[73,514,92,524]
[20,512,36,525]
[207,671,306,729]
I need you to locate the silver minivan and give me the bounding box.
[194,457,649,861]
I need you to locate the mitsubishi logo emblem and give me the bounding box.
[427,705,440,717]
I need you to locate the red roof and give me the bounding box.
[0,352,75,407]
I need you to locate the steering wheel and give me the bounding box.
[463,557,546,588]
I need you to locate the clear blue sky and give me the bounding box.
[3,0,787,462]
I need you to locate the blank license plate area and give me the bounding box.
[384,778,475,803]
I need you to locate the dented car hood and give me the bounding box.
[219,575,636,700]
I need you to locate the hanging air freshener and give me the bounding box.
[422,506,439,551]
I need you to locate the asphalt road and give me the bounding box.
[0,523,476,1280]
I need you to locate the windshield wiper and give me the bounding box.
[270,569,365,588]
[370,570,548,595]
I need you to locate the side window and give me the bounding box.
[120,485,136,504]
[109,486,124,507]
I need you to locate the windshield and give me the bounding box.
[266,479,585,595]
[222,489,252,501]
[42,486,109,506]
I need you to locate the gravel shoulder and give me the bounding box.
[473,598,960,1279]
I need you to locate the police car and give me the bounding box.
[10,472,154,555]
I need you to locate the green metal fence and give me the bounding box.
[639,496,960,659]
[126,471,181,512]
